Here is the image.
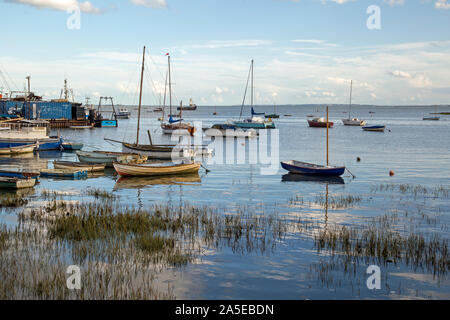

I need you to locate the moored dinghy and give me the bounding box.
[113,162,201,177]
[0,177,36,189]
[61,142,84,151]
[40,168,88,179]
[362,125,385,132]
[281,106,346,177]
[0,143,37,155]
[53,161,106,172]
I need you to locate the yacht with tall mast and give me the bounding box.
[342,80,366,126]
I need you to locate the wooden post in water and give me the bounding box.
[136,46,146,145]
[326,105,329,166]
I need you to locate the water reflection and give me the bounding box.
[113,173,202,190]
[281,173,345,185]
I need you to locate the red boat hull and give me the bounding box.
[308,120,334,128]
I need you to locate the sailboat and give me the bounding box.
[104,47,195,160]
[233,60,276,129]
[213,105,218,115]
[423,105,440,120]
[342,80,366,126]
[265,102,280,119]
[160,54,196,136]
[281,106,345,176]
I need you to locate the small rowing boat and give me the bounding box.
[40,168,88,179]
[0,170,40,180]
[113,162,201,177]
[76,150,145,167]
[53,161,106,172]
[0,143,37,155]
[281,160,345,176]
[362,125,385,132]
[0,177,36,189]
[61,142,84,151]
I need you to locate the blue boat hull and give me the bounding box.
[0,138,63,151]
[281,161,345,176]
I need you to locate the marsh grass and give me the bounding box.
[314,194,362,209]
[372,184,450,199]
[0,193,28,207]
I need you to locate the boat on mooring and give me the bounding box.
[203,123,257,138]
[113,161,201,177]
[0,120,62,150]
[0,143,37,155]
[281,106,345,177]
[362,125,385,132]
[61,142,84,151]
[116,107,131,119]
[0,177,36,189]
[53,161,106,172]
[308,117,334,128]
[76,150,145,167]
[342,80,366,126]
[40,168,88,179]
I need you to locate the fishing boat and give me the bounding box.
[177,98,197,111]
[116,107,131,119]
[40,168,88,179]
[0,143,37,155]
[0,177,36,189]
[308,117,334,128]
[61,142,84,151]
[113,161,201,177]
[93,97,118,128]
[342,80,366,126]
[53,161,106,172]
[161,54,195,135]
[281,106,345,177]
[233,60,276,129]
[0,120,62,150]
[203,124,257,138]
[362,125,385,132]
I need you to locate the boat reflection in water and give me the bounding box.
[281,173,345,185]
[113,173,201,190]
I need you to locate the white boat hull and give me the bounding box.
[342,119,366,126]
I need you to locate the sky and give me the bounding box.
[0,0,449,106]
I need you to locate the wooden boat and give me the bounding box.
[76,150,143,167]
[308,117,334,128]
[281,106,345,177]
[53,161,106,172]
[0,143,37,155]
[423,117,440,121]
[281,160,345,176]
[0,177,36,189]
[0,170,40,180]
[113,162,201,177]
[61,142,84,151]
[69,125,93,129]
[362,125,385,132]
[40,168,88,179]
[342,80,366,126]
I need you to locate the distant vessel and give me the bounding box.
[265,103,280,119]
[233,60,276,129]
[362,125,385,132]
[342,80,366,126]
[116,107,131,119]
[177,98,197,111]
[93,97,118,127]
[423,106,440,120]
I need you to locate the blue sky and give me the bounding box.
[0,0,449,105]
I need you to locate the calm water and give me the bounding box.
[1,104,449,299]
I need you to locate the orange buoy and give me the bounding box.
[389,170,395,176]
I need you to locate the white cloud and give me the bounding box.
[435,0,450,9]
[5,0,102,14]
[129,0,167,8]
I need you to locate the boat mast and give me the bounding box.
[251,59,254,108]
[348,80,353,119]
[326,106,329,166]
[168,54,172,117]
[163,70,167,119]
[136,46,146,145]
